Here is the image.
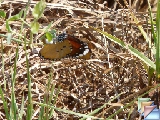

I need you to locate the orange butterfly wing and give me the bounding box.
[39,34,91,60]
[39,39,72,59]
[67,35,91,59]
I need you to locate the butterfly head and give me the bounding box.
[56,33,68,42]
[52,32,68,43]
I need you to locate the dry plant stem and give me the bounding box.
[35,17,66,41]
[0,0,158,119]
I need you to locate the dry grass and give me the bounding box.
[0,0,158,119]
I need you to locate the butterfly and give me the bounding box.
[39,33,91,60]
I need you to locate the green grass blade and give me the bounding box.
[128,45,156,69]
[80,92,123,120]
[0,34,28,43]
[156,0,160,77]
[24,36,33,120]
[19,93,25,120]
[38,106,44,120]
[0,86,10,120]
[90,26,156,70]
[1,39,6,91]
[47,75,55,119]
[0,10,6,18]
[49,85,61,119]
[89,26,126,48]
[35,102,103,119]
[10,48,19,120]
[126,8,151,47]
[148,0,157,46]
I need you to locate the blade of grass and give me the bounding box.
[89,26,156,70]
[38,105,44,120]
[39,77,53,120]
[19,0,31,34]
[10,47,19,120]
[123,1,151,48]
[35,101,103,119]
[127,105,133,120]
[127,45,156,69]
[47,73,55,119]
[35,21,53,42]
[49,85,61,119]
[0,34,29,44]
[39,73,58,120]
[148,0,157,46]
[1,39,6,91]
[44,73,53,120]
[156,0,160,78]
[139,0,157,86]
[24,36,33,120]
[1,34,9,120]
[89,26,126,48]
[0,86,10,120]
[80,92,124,120]
[19,93,25,120]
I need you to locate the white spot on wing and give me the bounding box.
[79,54,84,57]
[84,46,88,49]
[83,49,89,55]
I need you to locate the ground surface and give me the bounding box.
[0,0,158,119]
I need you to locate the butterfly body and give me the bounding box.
[39,33,91,60]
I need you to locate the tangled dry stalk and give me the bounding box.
[0,0,158,119]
